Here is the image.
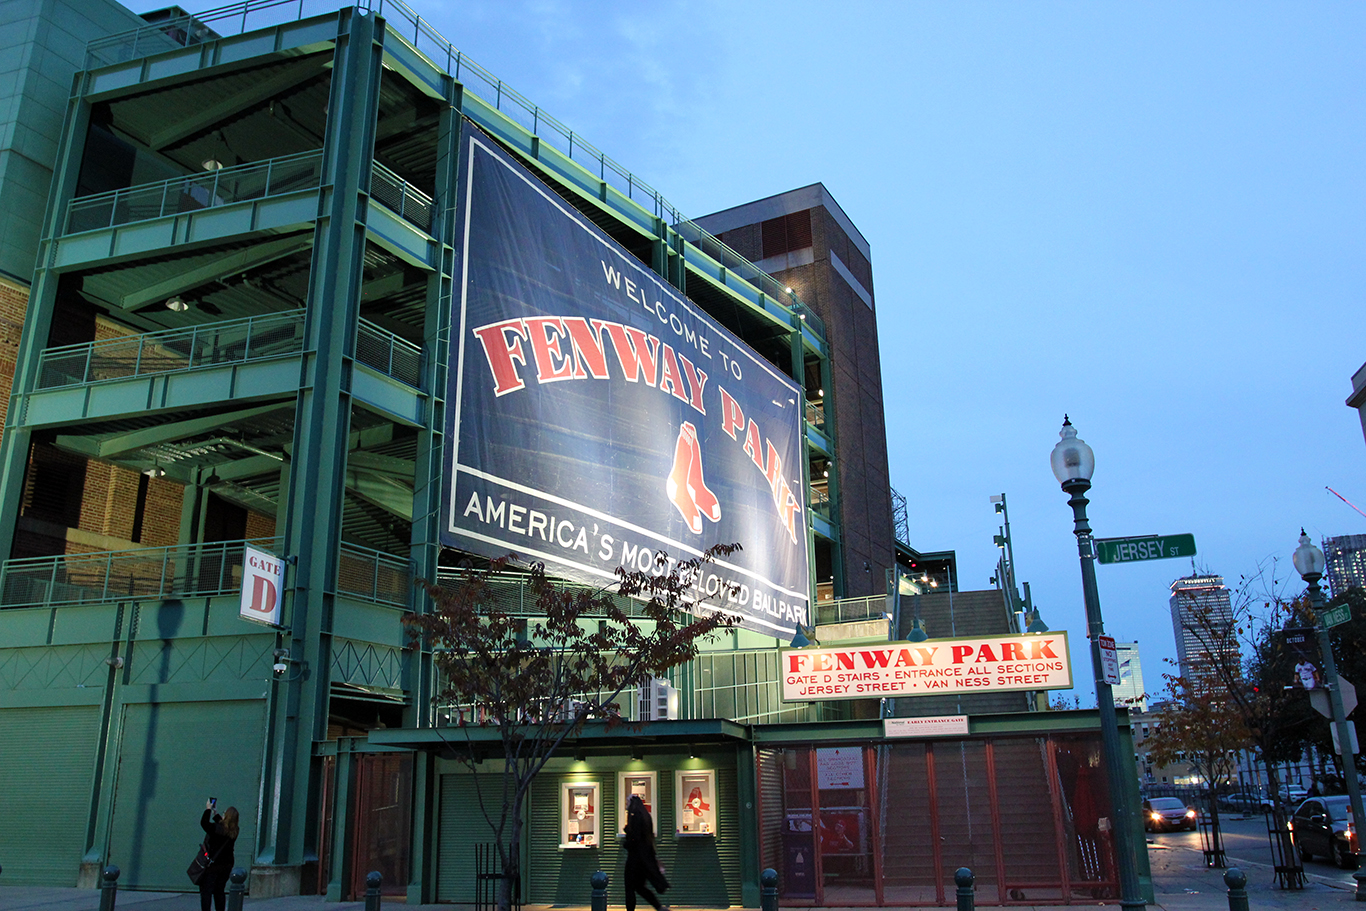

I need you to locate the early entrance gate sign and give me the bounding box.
[781,632,1072,701]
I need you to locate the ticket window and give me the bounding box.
[676,770,717,836]
[561,781,600,848]
[618,772,658,837]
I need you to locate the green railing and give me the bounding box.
[337,543,411,608]
[355,318,422,388]
[65,151,324,234]
[432,569,647,618]
[82,0,826,341]
[36,310,307,389]
[0,538,413,611]
[0,537,283,609]
[814,594,890,627]
[370,161,435,232]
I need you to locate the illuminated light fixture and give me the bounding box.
[201,158,224,171]
[798,312,806,320]
[822,468,829,478]
[144,464,166,479]
[165,296,189,312]
[784,286,792,293]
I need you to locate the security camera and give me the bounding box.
[273,662,289,676]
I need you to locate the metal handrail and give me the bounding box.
[337,542,411,608]
[0,537,283,609]
[64,151,324,234]
[370,161,435,232]
[81,1,826,341]
[814,594,890,626]
[36,310,307,389]
[355,319,423,388]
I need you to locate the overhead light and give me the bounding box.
[143,466,166,478]
[784,286,792,293]
[201,158,224,171]
[165,297,189,312]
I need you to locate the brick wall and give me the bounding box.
[0,277,29,445]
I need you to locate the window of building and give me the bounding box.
[761,210,812,260]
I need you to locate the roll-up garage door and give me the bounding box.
[108,699,265,889]
[0,705,101,885]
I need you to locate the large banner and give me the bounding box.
[781,633,1073,701]
[443,129,810,637]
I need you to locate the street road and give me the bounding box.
[1146,811,1360,888]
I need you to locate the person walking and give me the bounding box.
[623,795,668,911]
[197,799,240,911]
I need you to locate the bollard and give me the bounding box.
[1224,867,1248,911]
[226,867,247,911]
[955,867,975,911]
[365,871,382,911]
[98,865,120,911]
[591,870,609,911]
[760,867,778,911]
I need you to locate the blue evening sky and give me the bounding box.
[375,1,1365,700]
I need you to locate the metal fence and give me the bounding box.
[37,310,307,389]
[0,537,283,609]
[65,151,323,234]
[355,319,422,388]
[81,0,826,341]
[814,594,890,626]
[370,162,435,232]
[337,543,411,608]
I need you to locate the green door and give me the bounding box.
[0,705,100,884]
[108,699,265,889]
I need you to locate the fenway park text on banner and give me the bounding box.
[782,633,1073,701]
[443,128,811,637]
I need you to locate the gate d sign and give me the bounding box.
[240,544,285,627]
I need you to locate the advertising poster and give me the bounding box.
[782,632,1072,701]
[1284,627,1323,690]
[443,128,810,637]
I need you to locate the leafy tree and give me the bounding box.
[1273,586,1366,780]
[1146,670,1250,828]
[1163,561,1299,808]
[404,546,740,911]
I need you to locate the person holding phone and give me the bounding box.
[198,798,240,911]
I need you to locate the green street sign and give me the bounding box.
[1095,534,1197,565]
[1322,604,1352,629]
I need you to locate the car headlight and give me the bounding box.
[1150,812,1161,821]
[1186,810,1197,818]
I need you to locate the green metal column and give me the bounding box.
[0,79,92,562]
[326,740,357,901]
[790,327,819,614]
[735,743,761,908]
[403,75,461,735]
[257,6,384,880]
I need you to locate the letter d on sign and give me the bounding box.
[249,576,277,614]
[240,544,285,627]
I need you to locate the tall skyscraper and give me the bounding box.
[1170,574,1238,684]
[1111,641,1147,710]
[1324,534,1366,597]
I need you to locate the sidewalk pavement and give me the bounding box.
[2,840,1360,911]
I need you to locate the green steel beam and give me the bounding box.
[263,7,384,878]
[107,236,312,310]
[145,63,327,150]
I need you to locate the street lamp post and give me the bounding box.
[1050,416,1146,911]
[1292,530,1366,899]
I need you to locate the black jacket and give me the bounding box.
[200,809,236,873]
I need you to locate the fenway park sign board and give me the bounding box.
[442,129,810,637]
[781,633,1073,701]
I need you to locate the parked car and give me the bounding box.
[1144,797,1198,832]
[1291,796,1359,868]
[1218,792,1274,812]
[1283,786,1309,806]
